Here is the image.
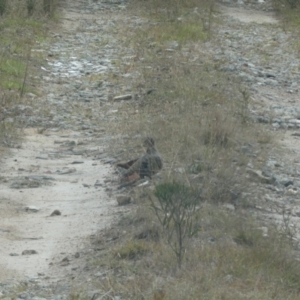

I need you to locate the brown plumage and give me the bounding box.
[117,137,163,181]
[116,158,139,170]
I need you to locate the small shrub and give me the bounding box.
[150,182,200,268]
[0,0,7,16]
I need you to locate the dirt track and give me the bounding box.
[0,0,123,282]
[0,128,115,281]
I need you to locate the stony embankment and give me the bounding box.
[216,0,300,232]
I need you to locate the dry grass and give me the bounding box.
[0,0,59,149]
[81,0,300,299]
[1,0,58,17]
[108,44,268,204]
[271,0,300,33]
[85,203,300,300]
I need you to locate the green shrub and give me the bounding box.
[151,182,200,268]
[0,0,7,16]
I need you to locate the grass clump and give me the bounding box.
[114,240,150,260]
[0,59,26,77]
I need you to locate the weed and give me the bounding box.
[150,182,199,268]
[114,240,149,260]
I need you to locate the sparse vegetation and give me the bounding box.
[87,0,300,299]
[272,0,300,29]
[114,240,149,260]
[88,204,300,299]
[0,0,58,148]
[150,182,199,268]
[1,0,300,299]
[273,0,300,9]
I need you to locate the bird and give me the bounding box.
[117,137,163,182]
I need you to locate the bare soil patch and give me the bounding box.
[221,5,278,23]
[0,128,115,281]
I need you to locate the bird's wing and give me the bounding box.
[116,158,139,169]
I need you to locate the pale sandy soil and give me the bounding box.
[221,5,278,24]
[0,129,115,282]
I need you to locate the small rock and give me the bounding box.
[10,253,19,256]
[259,226,268,237]
[282,180,294,187]
[256,116,270,124]
[247,169,275,184]
[224,274,233,283]
[113,94,132,101]
[22,250,38,255]
[36,156,48,160]
[167,40,179,49]
[25,206,40,213]
[61,256,69,262]
[116,195,131,206]
[50,209,61,216]
[60,256,70,266]
[18,293,30,299]
[137,180,149,187]
[75,252,80,258]
[57,168,76,175]
[286,188,298,195]
[94,180,103,187]
[223,204,235,211]
[175,167,185,174]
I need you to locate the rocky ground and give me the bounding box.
[0,0,134,298]
[1,0,300,298]
[216,0,300,237]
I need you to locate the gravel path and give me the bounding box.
[0,0,131,294]
[212,0,300,235]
